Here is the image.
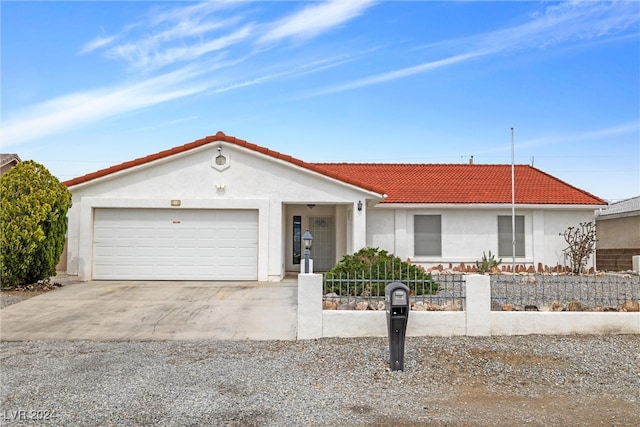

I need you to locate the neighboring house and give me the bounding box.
[0,153,21,176]
[595,196,640,271]
[63,132,606,282]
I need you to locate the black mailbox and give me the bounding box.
[385,282,410,371]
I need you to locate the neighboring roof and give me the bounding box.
[596,195,640,218]
[314,163,606,205]
[62,132,606,206]
[62,132,387,195]
[0,153,21,168]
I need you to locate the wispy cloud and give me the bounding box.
[5,1,637,148]
[78,35,119,55]
[310,1,639,96]
[518,121,640,151]
[471,121,640,157]
[213,49,377,94]
[2,67,209,147]
[258,0,376,44]
[107,24,253,72]
[474,0,639,52]
[78,1,375,73]
[308,50,491,97]
[76,1,246,72]
[4,1,377,146]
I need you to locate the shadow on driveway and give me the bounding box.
[0,280,297,341]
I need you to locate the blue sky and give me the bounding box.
[2,0,639,202]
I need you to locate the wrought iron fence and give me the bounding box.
[491,273,640,311]
[322,268,465,311]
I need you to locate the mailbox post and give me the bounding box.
[385,282,410,371]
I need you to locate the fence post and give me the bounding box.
[465,274,491,336]
[297,273,323,339]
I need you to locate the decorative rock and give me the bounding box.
[567,301,582,312]
[444,300,463,311]
[618,300,639,312]
[424,302,443,311]
[355,302,369,311]
[502,304,514,311]
[338,301,357,310]
[322,300,338,310]
[550,301,564,312]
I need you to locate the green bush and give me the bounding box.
[323,247,438,296]
[1,161,72,287]
[476,250,502,274]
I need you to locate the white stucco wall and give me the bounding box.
[366,205,598,270]
[66,142,379,281]
[317,275,639,338]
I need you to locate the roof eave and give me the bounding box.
[375,202,606,209]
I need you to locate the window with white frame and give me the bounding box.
[497,215,525,257]
[414,215,441,256]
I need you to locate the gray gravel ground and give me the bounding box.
[1,335,639,426]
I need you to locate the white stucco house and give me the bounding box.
[63,132,606,282]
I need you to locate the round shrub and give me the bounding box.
[1,161,72,287]
[323,247,438,296]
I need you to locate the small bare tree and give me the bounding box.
[560,221,597,274]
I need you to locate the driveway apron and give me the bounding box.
[0,281,298,341]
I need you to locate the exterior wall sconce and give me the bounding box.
[303,229,313,274]
[357,200,363,211]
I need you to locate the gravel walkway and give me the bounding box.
[1,335,639,426]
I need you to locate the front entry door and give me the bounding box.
[309,216,335,271]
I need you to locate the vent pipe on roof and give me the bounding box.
[469,156,474,165]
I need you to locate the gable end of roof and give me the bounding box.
[62,132,387,195]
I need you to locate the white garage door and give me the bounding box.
[93,209,258,280]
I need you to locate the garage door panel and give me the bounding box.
[136,228,157,239]
[93,209,258,280]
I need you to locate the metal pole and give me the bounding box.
[304,248,310,274]
[511,127,516,275]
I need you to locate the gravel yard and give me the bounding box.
[1,335,639,426]
[2,277,639,425]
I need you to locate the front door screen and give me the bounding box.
[309,216,335,272]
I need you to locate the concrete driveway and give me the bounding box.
[0,280,298,341]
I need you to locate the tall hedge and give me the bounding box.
[1,161,72,287]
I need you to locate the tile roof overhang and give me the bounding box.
[313,163,607,206]
[62,132,387,196]
[62,132,606,206]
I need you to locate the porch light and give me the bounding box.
[303,229,313,274]
[357,200,363,211]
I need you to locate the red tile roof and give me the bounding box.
[313,163,606,205]
[63,132,605,206]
